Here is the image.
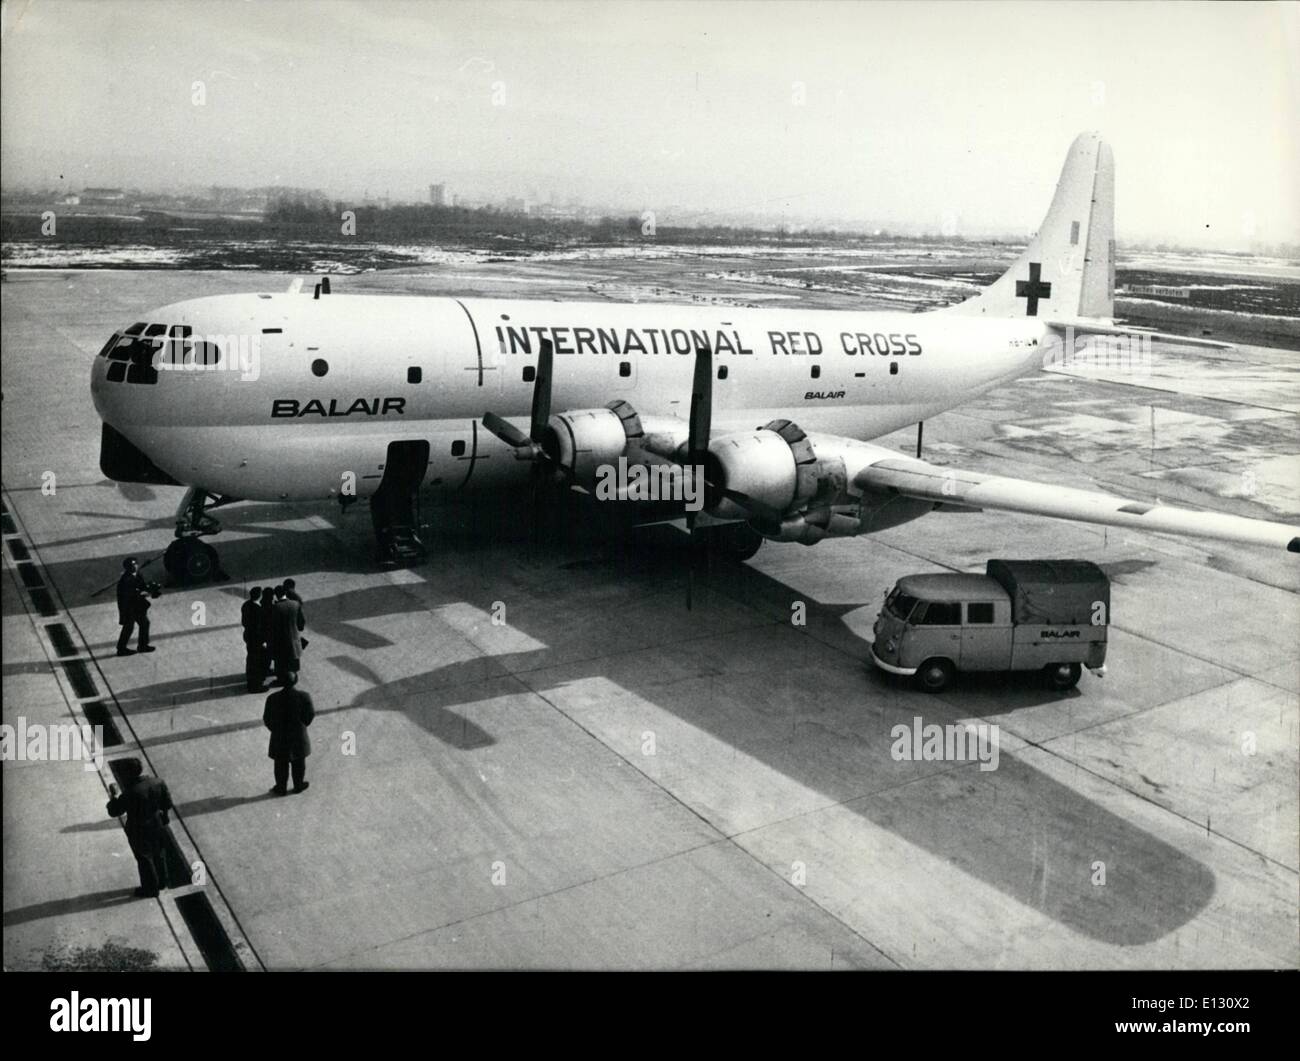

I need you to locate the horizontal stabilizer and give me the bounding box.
[1044,318,1233,351]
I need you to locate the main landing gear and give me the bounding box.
[163,488,234,585]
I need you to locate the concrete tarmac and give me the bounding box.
[3,267,1296,969]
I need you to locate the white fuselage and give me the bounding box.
[90,292,1053,501]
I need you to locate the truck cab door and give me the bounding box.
[960,601,1013,671]
[910,601,962,667]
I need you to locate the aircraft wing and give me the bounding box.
[855,456,1300,553]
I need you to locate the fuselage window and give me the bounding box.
[451,440,466,457]
[889,362,899,376]
[408,366,422,384]
[522,365,536,383]
[717,365,728,380]
[312,358,329,377]
[618,361,631,378]
[810,364,821,379]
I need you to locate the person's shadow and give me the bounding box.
[3,888,139,927]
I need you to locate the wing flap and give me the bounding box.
[857,458,1300,553]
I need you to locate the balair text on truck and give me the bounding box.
[870,559,1111,693]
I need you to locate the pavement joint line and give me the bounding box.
[1,505,195,969]
[1019,733,1299,878]
[724,755,985,845]
[513,672,902,970]
[304,833,732,970]
[815,533,1300,872]
[1,482,266,972]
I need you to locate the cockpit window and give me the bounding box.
[102,324,219,382]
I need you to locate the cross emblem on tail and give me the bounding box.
[1015,262,1052,316]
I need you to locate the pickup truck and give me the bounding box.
[870,559,1110,692]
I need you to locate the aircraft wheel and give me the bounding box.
[165,538,218,584]
[1046,662,1082,691]
[709,522,764,562]
[916,658,954,693]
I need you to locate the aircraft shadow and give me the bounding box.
[32,492,1219,948]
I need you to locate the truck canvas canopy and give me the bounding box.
[985,559,1110,626]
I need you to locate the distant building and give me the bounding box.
[82,187,126,203]
[428,183,446,207]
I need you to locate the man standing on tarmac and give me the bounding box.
[262,671,315,795]
[106,759,173,897]
[242,586,267,691]
[115,557,156,657]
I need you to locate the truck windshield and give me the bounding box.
[886,589,920,621]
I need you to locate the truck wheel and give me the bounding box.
[916,658,953,693]
[1046,662,1082,691]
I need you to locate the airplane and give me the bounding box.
[90,132,1300,585]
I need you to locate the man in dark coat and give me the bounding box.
[241,587,266,692]
[283,578,308,651]
[259,582,278,680]
[262,671,315,794]
[115,557,156,656]
[106,759,173,896]
[270,584,304,681]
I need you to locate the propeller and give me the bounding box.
[916,420,924,459]
[483,338,554,460]
[482,338,556,538]
[683,340,713,610]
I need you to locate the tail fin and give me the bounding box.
[948,132,1114,320]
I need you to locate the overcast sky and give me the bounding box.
[2,0,1296,245]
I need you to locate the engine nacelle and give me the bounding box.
[543,399,644,483]
[764,435,936,543]
[704,422,936,544]
[704,419,827,520]
[704,430,799,518]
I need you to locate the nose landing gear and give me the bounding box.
[163,488,234,585]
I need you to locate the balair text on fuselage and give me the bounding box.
[271,397,406,418]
